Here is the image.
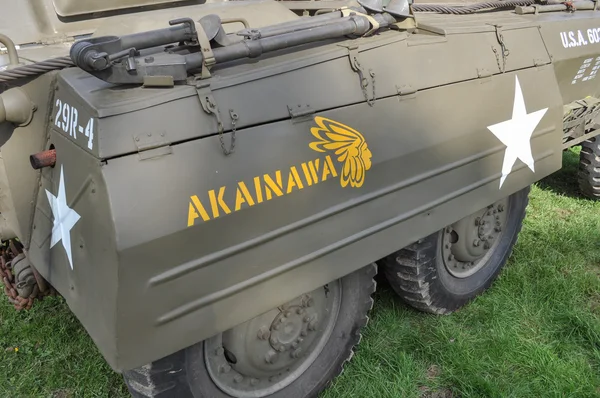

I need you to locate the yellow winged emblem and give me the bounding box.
[309,117,372,188]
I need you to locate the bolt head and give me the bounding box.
[296,308,304,315]
[292,342,298,349]
[473,239,480,247]
[215,347,224,356]
[304,316,310,323]
[448,254,454,261]
[484,242,490,249]
[475,217,481,226]
[301,330,307,337]
[234,374,244,383]
[270,337,277,345]
[277,346,285,352]
[307,298,314,307]
[308,320,318,331]
[292,348,302,358]
[498,204,504,212]
[274,324,280,331]
[265,350,279,364]
[258,326,270,340]
[297,337,304,344]
[495,226,501,232]
[250,378,259,386]
[219,364,231,373]
[284,311,291,317]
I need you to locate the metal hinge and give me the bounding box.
[287,104,314,123]
[196,81,236,156]
[133,131,172,160]
[395,84,417,99]
[338,43,377,107]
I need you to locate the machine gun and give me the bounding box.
[69,1,411,85]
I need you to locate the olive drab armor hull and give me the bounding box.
[0,0,599,378]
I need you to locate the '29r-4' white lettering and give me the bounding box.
[54,98,95,150]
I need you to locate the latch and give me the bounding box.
[196,81,236,156]
[491,25,510,73]
[133,131,172,160]
[338,43,377,107]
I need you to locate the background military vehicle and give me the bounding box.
[1,0,599,396]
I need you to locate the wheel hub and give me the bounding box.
[204,283,340,397]
[442,199,508,278]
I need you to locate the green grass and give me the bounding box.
[2,148,600,398]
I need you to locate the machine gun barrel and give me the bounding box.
[187,12,396,70]
[237,9,353,39]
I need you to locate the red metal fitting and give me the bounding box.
[29,149,56,170]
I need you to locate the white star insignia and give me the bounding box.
[487,76,548,188]
[46,165,81,270]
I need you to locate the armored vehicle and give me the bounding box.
[1,0,599,396]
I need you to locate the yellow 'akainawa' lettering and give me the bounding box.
[301,158,321,186]
[235,181,255,211]
[263,170,284,200]
[187,155,343,227]
[322,155,338,181]
[286,166,304,194]
[187,195,210,227]
[208,187,231,218]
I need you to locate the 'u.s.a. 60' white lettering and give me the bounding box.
[54,99,94,150]
[560,28,600,48]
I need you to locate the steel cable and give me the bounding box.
[413,0,536,14]
[0,56,73,83]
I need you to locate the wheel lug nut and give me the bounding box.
[234,374,244,383]
[448,254,454,261]
[475,217,481,226]
[274,324,281,330]
[257,326,270,340]
[473,239,480,247]
[304,316,310,323]
[280,317,287,323]
[219,364,231,373]
[308,319,318,331]
[284,311,291,317]
[265,350,279,364]
[270,337,277,345]
[296,308,304,315]
[292,342,298,349]
[484,242,490,249]
[297,337,304,343]
[301,330,307,337]
[445,244,450,249]
[250,378,259,386]
[292,348,302,358]
[498,204,504,212]
[495,226,501,232]
[277,346,285,352]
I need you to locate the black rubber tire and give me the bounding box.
[578,136,600,199]
[381,187,530,315]
[124,263,377,398]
